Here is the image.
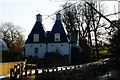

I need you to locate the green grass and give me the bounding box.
[99,50,112,55]
[95,58,107,62]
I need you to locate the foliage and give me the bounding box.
[61,1,107,60]
[2,51,23,62]
[71,47,87,64]
[44,52,63,59]
[109,31,120,58]
[108,19,120,58]
[0,22,25,52]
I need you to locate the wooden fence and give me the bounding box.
[0,61,26,76]
[10,59,108,80]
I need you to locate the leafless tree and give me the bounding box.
[0,22,24,52]
[61,1,107,59]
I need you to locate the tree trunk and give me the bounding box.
[94,30,100,59]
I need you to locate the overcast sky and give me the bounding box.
[0,0,118,39]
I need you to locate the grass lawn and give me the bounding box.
[0,61,25,76]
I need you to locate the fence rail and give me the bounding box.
[10,59,108,80]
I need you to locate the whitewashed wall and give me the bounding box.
[25,43,46,59]
[71,43,79,47]
[47,43,70,55]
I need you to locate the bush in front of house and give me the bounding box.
[44,52,69,67]
[44,52,63,59]
[71,47,82,64]
[71,46,91,64]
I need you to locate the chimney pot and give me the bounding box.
[56,13,61,21]
[36,14,42,22]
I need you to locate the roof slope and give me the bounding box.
[25,21,46,43]
[0,39,9,51]
[47,20,69,43]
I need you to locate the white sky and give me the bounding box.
[0,0,118,39]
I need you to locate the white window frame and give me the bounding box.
[34,34,39,42]
[34,48,38,54]
[54,33,60,42]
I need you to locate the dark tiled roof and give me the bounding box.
[25,21,46,43]
[68,30,79,43]
[47,20,69,43]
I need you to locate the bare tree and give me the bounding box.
[61,1,106,60]
[108,19,120,58]
[0,22,24,52]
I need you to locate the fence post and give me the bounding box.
[17,64,21,79]
[47,68,49,73]
[78,66,80,68]
[25,69,27,77]
[35,69,38,75]
[29,64,32,76]
[14,66,18,79]
[20,63,23,78]
[51,68,54,73]
[56,68,58,72]
[42,69,44,74]
[61,68,62,71]
[25,62,27,77]
[23,63,26,71]
[74,66,76,69]
[65,67,67,70]
[10,69,14,79]
[29,69,32,76]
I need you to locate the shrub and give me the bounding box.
[44,52,63,59]
[2,51,23,62]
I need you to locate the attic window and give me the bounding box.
[54,33,60,42]
[34,34,39,42]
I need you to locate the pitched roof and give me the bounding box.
[0,39,9,51]
[68,30,79,43]
[25,18,46,43]
[47,19,69,43]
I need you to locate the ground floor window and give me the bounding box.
[34,48,38,54]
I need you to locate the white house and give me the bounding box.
[25,14,47,59]
[25,13,79,63]
[0,39,9,51]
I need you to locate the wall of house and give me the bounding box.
[47,43,70,55]
[71,43,79,48]
[25,43,46,59]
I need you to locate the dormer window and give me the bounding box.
[34,34,39,42]
[54,33,60,42]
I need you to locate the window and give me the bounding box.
[56,47,59,53]
[61,44,63,46]
[34,48,38,54]
[40,45,42,47]
[54,33,60,42]
[34,34,39,42]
